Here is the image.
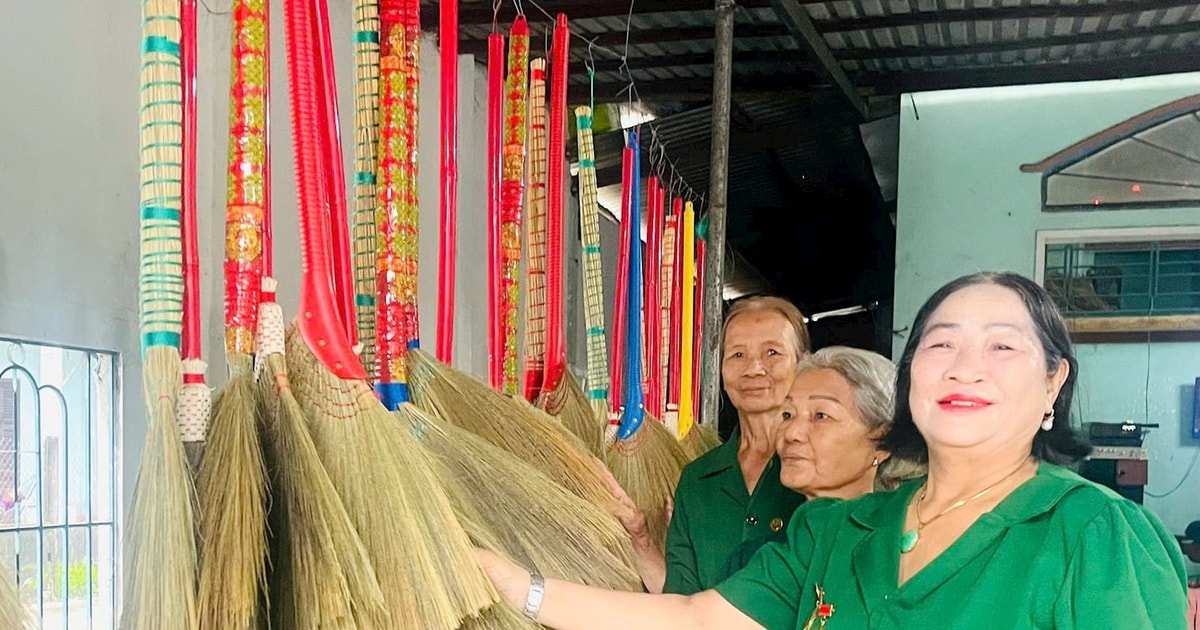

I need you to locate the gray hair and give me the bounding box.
[794,346,925,490]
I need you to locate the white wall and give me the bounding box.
[0,1,607,528]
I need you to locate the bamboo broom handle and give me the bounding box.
[352,0,381,376]
[139,0,186,354]
[575,105,609,411]
[499,17,530,396]
[522,58,548,401]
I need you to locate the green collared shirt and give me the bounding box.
[662,429,807,595]
[716,462,1189,629]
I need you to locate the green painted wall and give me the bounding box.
[894,72,1200,539]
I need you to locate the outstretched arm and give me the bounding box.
[475,548,763,630]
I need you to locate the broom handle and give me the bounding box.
[693,232,706,423]
[666,197,684,408]
[223,0,269,357]
[609,145,633,418]
[263,9,273,283]
[661,201,680,413]
[436,0,458,363]
[677,201,696,439]
[498,17,529,396]
[486,32,505,390]
[373,6,411,407]
[521,59,548,401]
[644,176,664,419]
[289,0,365,380]
[542,14,570,393]
[575,105,609,407]
[180,0,201,364]
[312,0,357,348]
[617,128,645,441]
[352,0,381,376]
[400,0,421,352]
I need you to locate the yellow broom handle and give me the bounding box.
[677,201,696,440]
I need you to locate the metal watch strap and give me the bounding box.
[523,571,545,620]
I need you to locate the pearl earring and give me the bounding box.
[871,457,879,467]
[1041,409,1055,432]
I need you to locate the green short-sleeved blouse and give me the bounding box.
[662,428,807,595]
[716,462,1189,629]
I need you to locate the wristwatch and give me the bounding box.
[523,570,545,620]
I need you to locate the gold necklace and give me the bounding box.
[899,458,1030,554]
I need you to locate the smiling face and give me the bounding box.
[908,284,1069,458]
[721,310,801,415]
[776,368,888,499]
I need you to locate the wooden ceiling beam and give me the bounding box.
[835,20,1200,60]
[458,23,793,58]
[816,0,1200,34]
[568,73,822,104]
[772,0,868,120]
[421,0,773,29]
[855,49,1200,94]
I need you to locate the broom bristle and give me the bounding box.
[404,406,641,591]
[0,560,31,630]
[681,424,722,460]
[537,372,605,457]
[408,349,619,514]
[459,604,540,630]
[259,352,389,630]
[196,355,268,630]
[604,416,690,550]
[285,328,498,630]
[121,346,199,630]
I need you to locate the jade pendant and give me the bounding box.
[899,529,919,553]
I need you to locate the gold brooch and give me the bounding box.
[802,584,835,629]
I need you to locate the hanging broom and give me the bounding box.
[642,175,664,423]
[373,0,417,409]
[177,0,211,476]
[575,105,610,426]
[497,17,529,397]
[603,129,690,551]
[659,196,681,438]
[0,560,30,630]
[679,213,722,458]
[535,15,602,457]
[352,0,381,376]
[404,404,640,590]
[195,0,271,625]
[486,30,505,392]
[121,0,199,626]
[252,4,387,625]
[283,1,498,625]
[521,58,548,402]
[604,145,635,447]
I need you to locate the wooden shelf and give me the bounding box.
[1065,315,1200,343]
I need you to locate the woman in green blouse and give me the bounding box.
[616,295,814,595]
[477,272,1189,628]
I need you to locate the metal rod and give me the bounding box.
[700,0,735,430]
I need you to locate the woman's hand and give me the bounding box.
[596,459,650,539]
[473,548,530,611]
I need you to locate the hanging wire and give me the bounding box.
[520,0,710,205]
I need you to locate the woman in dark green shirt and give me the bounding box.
[476,272,1189,628]
[613,295,814,594]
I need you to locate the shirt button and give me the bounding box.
[769,517,784,532]
[746,514,758,525]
